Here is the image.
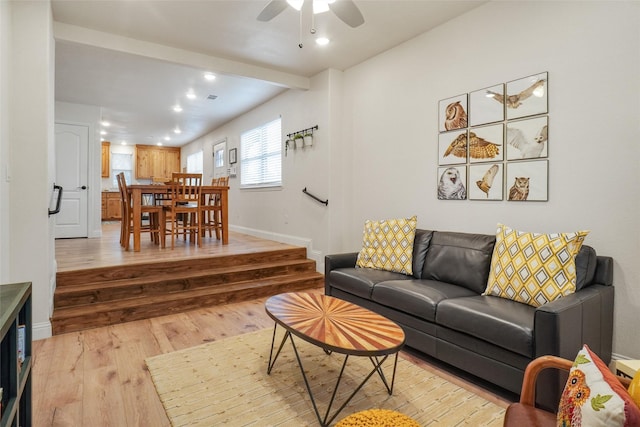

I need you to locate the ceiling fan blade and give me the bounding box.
[257,0,289,22]
[329,0,364,28]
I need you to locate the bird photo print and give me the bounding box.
[502,72,548,120]
[468,123,503,163]
[438,130,467,165]
[506,116,548,160]
[469,83,505,126]
[438,94,468,132]
[505,160,548,201]
[469,163,503,200]
[437,166,467,200]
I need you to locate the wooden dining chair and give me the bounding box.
[116,173,165,250]
[201,176,228,240]
[164,172,202,249]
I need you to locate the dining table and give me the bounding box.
[128,184,229,252]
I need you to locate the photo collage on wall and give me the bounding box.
[437,72,548,201]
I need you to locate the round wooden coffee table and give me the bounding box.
[265,292,405,427]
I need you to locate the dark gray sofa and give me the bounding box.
[324,229,614,410]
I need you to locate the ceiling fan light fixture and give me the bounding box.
[287,0,303,11]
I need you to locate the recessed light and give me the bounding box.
[100,130,107,135]
[121,141,127,145]
[174,127,182,134]
[186,90,196,100]
[164,136,171,141]
[316,37,330,46]
[173,105,183,112]
[157,142,163,146]
[101,121,110,127]
[204,72,216,81]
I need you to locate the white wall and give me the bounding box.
[342,1,640,358]
[183,70,338,267]
[0,0,12,282]
[8,1,55,340]
[184,1,640,360]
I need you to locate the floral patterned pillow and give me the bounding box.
[558,345,640,426]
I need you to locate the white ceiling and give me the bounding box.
[52,0,486,147]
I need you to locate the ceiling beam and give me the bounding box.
[53,21,310,90]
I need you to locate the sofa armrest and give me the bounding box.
[324,252,358,293]
[534,284,614,362]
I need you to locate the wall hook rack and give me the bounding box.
[285,125,318,156]
[287,125,318,139]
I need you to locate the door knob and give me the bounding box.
[78,185,87,190]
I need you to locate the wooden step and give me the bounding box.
[52,246,324,335]
[52,271,324,335]
[55,247,309,288]
[54,259,317,308]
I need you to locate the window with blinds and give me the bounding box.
[240,118,282,188]
[111,153,132,188]
[187,150,203,174]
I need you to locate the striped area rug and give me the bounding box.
[145,328,505,426]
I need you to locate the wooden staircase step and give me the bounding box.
[55,248,309,288]
[51,271,324,335]
[54,259,317,308]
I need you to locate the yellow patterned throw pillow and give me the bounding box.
[483,223,589,307]
[356,216,417,275]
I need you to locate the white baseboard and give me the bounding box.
[33,321,52,341]
[230,225,324,272]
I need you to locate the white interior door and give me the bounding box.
[55,123,89,238]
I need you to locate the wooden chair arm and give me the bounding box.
[520,356,573,406]
[520,355,632,406]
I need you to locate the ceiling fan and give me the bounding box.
[257,0,365,28]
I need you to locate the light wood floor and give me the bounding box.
[33,295,512,427]
[38,223,512,426]
[56,222,304,272]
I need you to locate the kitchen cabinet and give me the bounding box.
[0,282,32,427]
[135,145,181,180]
[101,141,110,177]
[102,192,122,221]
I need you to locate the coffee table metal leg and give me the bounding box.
[283,333,398,427]
[368,352,399,394]
[267,323,291,374]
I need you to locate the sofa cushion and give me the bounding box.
[558,344,640,426]
[422,231,495,294]
[436,295,535,358]
[483,223,589,307]
[411,229,434,279]
[371,279,477,322]
[356,216,417,275]
[328,268,411,299]
[575,245,597,290]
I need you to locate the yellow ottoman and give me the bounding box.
[336,409,420,427]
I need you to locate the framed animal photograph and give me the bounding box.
[438,94,468,133]
[469,163,503,200]
[506,116,548,160]
[437,166,467,200]
[505,72,548,120]
[469,84,504,126]
[438,130,467,165]
[506,160,548,202]
[468,123,504,163]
